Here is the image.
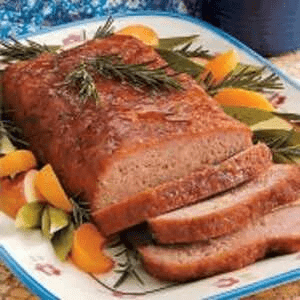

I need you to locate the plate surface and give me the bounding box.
[2,11,300,300]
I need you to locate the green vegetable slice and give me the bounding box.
[15,202,45,229]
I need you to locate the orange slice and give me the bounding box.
[0,150,37,178]
[0,174,27,218]
[116,24,159,47]
[70,223,113,273]
[34,164,73,212]
[214,88,275,111]
[203,49,239,82]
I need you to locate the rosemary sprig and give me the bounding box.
[0,120,29,147]
[89,55,182,91]
[114,248,144,289]
[0,37,58,63]
[108,237,144,289]
[253,128,300,163]
[200,65,284,96]
[65,62,100,104]
[70,194,91,227]
[174,41,213,59]
[93,16,115,39]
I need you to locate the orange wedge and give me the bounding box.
[34,164,73,212]
[116,24,159,47]
[214,88,275,111]
[70,223,113,273]
[0,174,27,218]
[0,150,37,178]
[203,49,239,82]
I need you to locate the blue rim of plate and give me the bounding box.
[12,9,300,94]
[2,10,300,300]
[0,245,59,300]
[2,242,300,300]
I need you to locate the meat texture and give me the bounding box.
[2,34,252,235]
[94,143,272,235]
[139,204,300,282]
[148,164,300,243]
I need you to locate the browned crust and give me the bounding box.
[138,205,300,282]
[148,164,300,244]
[2,34,252,234]
[92,143,272,236]
[139,241,269,282]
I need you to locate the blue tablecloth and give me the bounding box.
[0,0,187,39]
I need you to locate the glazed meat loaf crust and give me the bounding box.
[93,143,272,235]
[139,204,300,282]
[148,164,300,243]
[2,35,252,234]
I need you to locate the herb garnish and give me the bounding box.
[65,62,100,104]
[174,41,213,59]
[65,55,182,102]
[70,195,91,227]
[199,65,284,96]
[89,55,182,91]
[253,128,300,163]
[93,16,115,39]
[0,37,58,63]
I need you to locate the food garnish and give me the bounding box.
[0,174,27,218]
[201,49,239,82]
[70,222,113,273]
[15,202,45,229]
[1,17,300,293]
[65,62,100,103]
[116,24,159,47]
[0,149,37,178]
[34,164,73,213]
[214,88,275,111]
[0,37,58,63]
[66,55,182,103]
[200,65,284,97]
[93,16,115,40]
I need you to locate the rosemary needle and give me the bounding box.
[93,16,115,39]
[89,55,182,91]
[65,63,100,104]
[0,36,58,62]
[201,65,284,96]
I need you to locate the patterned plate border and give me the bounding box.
[2,10,300,299]
[0,245,58,300]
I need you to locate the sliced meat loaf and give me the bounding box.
[2,34,252,235]
[148,164,300,243]
[93,143,272,235]
[139,204,300,282]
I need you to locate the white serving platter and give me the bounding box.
[2,11,300,300]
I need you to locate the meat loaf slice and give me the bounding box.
[93,143,272,235]
[148,164,300,243]
[2,34,252,235]
[139,204,300,282]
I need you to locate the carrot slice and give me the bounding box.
[116,24,159,47]
[34,164,73,212]
[70,223,113,273]
[0,150,37,178]
[214,88,275,111]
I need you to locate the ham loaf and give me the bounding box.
[94,143,272,235]
[2,34,252,235]
[148,164,300,243]
[139,204,300,282]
